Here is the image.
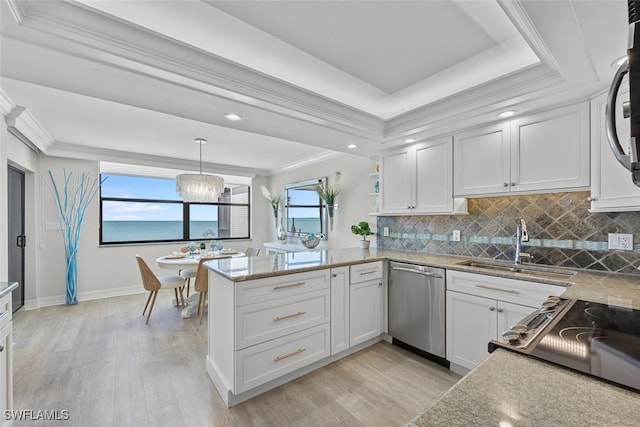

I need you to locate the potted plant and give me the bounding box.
[351,221,373,249]
[316,172,341,231]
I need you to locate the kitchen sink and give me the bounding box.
[455,259,576,281]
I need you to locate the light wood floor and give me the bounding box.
[11,293,460,426]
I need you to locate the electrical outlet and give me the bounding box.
[608,233,633,251]
[452,230,461,242]
[383,227,389,237]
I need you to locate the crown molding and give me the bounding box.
[4,0,27,25]
[10,0,384,139]
[3,103,55,152]
[46,142,265,178]
[0,88,16,116]
[267,151,344,176]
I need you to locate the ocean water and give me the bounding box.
[103,218,321,242]
[102,221,218,242]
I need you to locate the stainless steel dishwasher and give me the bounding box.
[388,261,447,364]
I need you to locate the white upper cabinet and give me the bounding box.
[454,103,590,197]
[454,123,511,196]
[380,137,456,215]
[590,90,640,211]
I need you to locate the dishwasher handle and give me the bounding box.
[389,265,443,279]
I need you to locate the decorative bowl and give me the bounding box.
[300,234,322,249]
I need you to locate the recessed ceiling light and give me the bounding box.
[612,55,627,67]
[347,144,357,149]
[499,110,517,118]
[404,138,416,143]
[225,113,242,121]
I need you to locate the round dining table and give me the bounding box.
[155,250,245,318]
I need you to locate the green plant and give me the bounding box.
[351,221,373,240]
[315,172,341,207]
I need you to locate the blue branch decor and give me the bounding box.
[44,170,104,305]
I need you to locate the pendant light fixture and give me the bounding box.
[176,138,225,202]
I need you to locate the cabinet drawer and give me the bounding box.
[235,289,330,350]
[350,261,383,284]
[0,294,11,331]
[235,270,330,307]
[234,323,330,394]
[446,270,566,307]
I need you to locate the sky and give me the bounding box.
[101,174,217,221]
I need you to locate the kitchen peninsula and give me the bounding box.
[205,248,640,423]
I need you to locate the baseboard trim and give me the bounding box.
[24,285,145,310]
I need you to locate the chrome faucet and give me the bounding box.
[515,219,531,264]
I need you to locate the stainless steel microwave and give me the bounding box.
[607,0,640,187]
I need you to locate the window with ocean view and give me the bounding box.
[100,173,250,244]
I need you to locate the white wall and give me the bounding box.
[26,155,272,308]
[267,153,377,249]
[2,145,372,308]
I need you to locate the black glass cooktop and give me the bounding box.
[528,300,640,392]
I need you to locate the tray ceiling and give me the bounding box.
[0,0,628,176]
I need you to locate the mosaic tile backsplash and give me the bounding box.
[377,191,640,275]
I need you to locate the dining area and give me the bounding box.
[135,245,259,325]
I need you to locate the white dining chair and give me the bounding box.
[136,255,185,324]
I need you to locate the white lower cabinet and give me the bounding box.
[445,270,566,371]
[346,261,385,348]
[235,323,330,394]
[208,264,387,406]
[330,266,350,354]
[446,291,532,370]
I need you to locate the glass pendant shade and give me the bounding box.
[176,138,225,202]
[176,173,224,202]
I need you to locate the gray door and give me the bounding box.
[8,165,25,312]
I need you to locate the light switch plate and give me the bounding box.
[607,233,633,251]
[45,222,62,231]
[383,227,389,237]
[452,230,461,242]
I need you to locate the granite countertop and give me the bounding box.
[206,247,640,308]
[407,349,640,427]
[0,282,19,299]
[206,248,640,424]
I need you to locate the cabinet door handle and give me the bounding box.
[274,347,306,362]
[359,269,379,276]
[378,281,383,286]
[332,273,337,278]
[587,197,596,202]
[497,308,504,313]
[503,183,509,187]
[489,306,496,311]
[476,284,520,294]
[0,345,3,352]
[273,281,306,290]
[510,182,517,187]
[273,311,306,322]
[389,266,443,278]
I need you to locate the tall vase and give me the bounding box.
[327,204,337,232]
[66,249,78,305]
[277,217,287,243]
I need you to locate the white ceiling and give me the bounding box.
[0,0,629,176]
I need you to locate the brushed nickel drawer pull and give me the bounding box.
[274,311,306,322]
[476,284,520,294]
[359,269,378,275]
[273,281,306,290]
[274,347,306,362]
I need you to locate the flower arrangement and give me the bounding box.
[261,185,281,228]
